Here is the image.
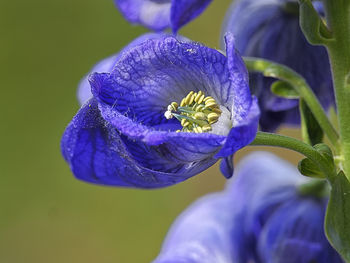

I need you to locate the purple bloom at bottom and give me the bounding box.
[153,153,342,262]
[61,33,259,188]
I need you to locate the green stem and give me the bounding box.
[244,57,340,150]
[251,132,335,178]
[322,0,350,181]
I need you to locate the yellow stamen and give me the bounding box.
[165,91,222,133]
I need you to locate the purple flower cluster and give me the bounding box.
[61,0,341,261]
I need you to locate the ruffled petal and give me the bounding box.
[114,0,171,31]
[170,0,213,33]
[61,99,217,188]
[153,193,235,263]
[77,33,169,105]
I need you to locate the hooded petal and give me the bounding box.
[77,33,169,105]
[222,0,334,131]
[153,193,235,263]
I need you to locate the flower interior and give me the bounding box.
[164,90,222,133]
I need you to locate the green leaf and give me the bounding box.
[270,80,299,99]
[298,158,325,178]
[314,143,334,166]
[299,99,324,145]
[325,171,350,262]
[299,0,333,45]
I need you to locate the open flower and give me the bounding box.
[61,33,259,188]
[222,0,333,131]
[153,153,342,262]
[114,0,213,32]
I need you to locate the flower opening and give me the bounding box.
[164,90,222,133]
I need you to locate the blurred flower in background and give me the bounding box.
[113,0,213,32]
[153,153,342,263]
[61,33,259,188]
[222,0,334,131]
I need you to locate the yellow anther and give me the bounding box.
[180,98,186,107]
[193,127,202,133]
[184,91,194,105]
[203,96,214,102]
[194,112,206,120]
[205,101,218,108]
[202,125,212,132]
[171,102,178,111]
[212,107,222,114]
[165,90,222,133]
[205,98,216,104]
[207,112,219,123]
[185,93,195,105]
[181,119,190,127]
[194,91,203,103]
[197,94,205,104]
[194,104,205,112]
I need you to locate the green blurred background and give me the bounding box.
[0,0,301,262]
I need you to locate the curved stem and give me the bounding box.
[244,57,340,151]
[251,132,335,178]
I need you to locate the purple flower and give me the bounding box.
[61,33,259,188]
[114,0,213,32]
[153,153,342,262]
[222,0,334,131]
